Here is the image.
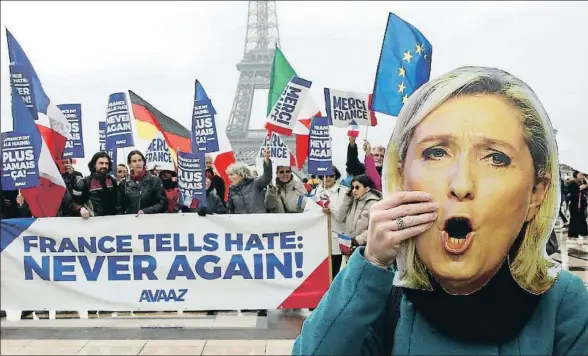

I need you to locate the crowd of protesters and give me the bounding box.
[1,137,585,321]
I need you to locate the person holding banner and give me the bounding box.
[293,67,588,355]
[205,154,227,205]
[159,169,182,213]
[265,165,308,213]
[1,184,22,220]
[226,147,272,214]
[118,150,167,215]
[60,159,83,194]
[188,169,227,215]
[73,152,118,218]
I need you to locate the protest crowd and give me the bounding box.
[0,132,395,317]
[1,10,587,355]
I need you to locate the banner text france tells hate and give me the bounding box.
[22,230,306,282]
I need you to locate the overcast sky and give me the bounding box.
[1,1,587,175]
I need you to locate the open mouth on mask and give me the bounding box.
[441,217,475,255]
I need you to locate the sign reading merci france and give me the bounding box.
[324,88,377,128]
[265,76,313,136]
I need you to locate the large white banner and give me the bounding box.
[0,212,330,311]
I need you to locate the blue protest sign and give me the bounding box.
[98,121,117,172]
[98,121,106,152]
[9,64,38,121]
[1,131,40,189]
[177,151,207,209]
[58,104,85,158]
[105,92,134,149]
[191,99,219,153]
[307,116,333,176]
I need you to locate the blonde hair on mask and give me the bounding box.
[383,66,560,295]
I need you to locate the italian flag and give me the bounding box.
[267,47,321,170]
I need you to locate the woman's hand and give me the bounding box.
[322,207,331,215]
[263,147,270,162]
[365,191,439,268]
[363,140,372,155]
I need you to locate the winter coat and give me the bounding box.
[211,174,227,203]
[311,182,349,255]
[72,174,119,217]
[293,248,588,356]
[62,171,83,194]
[118,172,167,215]
[265,177,308,213]
[195,189,227,214]
[227,160,273,214]
[346,143,382,191]
[337,190,382,245]
[163,187,182,213]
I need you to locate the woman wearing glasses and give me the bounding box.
[312,166,348,279]
[337,174,382,262]
[265,165,308,213]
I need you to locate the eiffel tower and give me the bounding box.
[225,0,296,166]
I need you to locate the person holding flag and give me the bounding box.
[310,166,348,279]
[226,148,272,215]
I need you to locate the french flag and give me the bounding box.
[6,30,68,217]
[348,123,360,138]
[337,233,353,255]
[291,96,321,170]
[194,80,235,200]
[305,193,330,208]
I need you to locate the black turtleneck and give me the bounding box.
[404,256,542,344]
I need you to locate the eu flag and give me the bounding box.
[371,13,432,117]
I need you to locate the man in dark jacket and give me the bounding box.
[61,159,83,194]
[72,152,118,218]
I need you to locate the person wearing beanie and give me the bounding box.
[159,169,183,213]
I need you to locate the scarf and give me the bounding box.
[162,178,178,190]
[130,168,147,183]
[404,235,541,344]
[90,171,110,188]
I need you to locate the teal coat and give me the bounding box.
[293,247,588,355]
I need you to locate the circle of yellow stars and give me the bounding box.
[397,43,428,104]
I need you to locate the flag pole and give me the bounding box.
[328,215,333,285]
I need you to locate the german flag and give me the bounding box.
[128,90,191,164]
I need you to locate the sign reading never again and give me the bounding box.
[105,92,134,149]
[307,116,333,175]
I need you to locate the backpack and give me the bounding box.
[371,286,403,355]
